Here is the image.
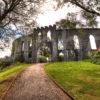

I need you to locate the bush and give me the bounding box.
[37,55,47,63]
[89,50,100,64]
[0,57,12,70]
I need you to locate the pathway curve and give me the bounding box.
[3,64,71,100]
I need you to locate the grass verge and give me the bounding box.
[0,63,31,98]
[45,61,100,100]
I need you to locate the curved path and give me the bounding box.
[3,64,71,100]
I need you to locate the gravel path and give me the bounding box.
[3,64,71,100]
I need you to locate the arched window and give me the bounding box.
[58,40,64,50]
[89,35,97,50]
[22,41,24,51]
[73,35,80,49]
[29,40,32,47]
[47,31,51,40]
[38,32,41,36]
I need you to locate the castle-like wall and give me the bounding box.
[12,25,100,62]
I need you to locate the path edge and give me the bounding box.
[1,68,27,100]
[43,64,74,100]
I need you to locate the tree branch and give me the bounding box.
[0,0,22,24]
[70,0,100,16]
[2,0,8,9]
[12,10,24,16]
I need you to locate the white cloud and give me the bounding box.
[36,2,80,26]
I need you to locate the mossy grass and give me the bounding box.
[45,61,100,100]
[0,63,31,81]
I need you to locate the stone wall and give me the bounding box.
[12,25,100,62]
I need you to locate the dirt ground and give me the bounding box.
[3,64,71,100]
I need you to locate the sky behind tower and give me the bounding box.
[36,1,80,26]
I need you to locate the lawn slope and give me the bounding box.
[45,61,100,100]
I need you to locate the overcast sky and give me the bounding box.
[36,1,80,26]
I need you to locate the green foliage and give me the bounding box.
[0,57,12,70]
[56,19,77,29]
[0,63,31,98]
[0,63,31,81]
[37,55,47,63]
[89,50,100,64]
[45,61,100,100]
[56,13,82,29]
[82,11,97,27]
[39,45,51,57]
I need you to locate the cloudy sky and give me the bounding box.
[36,1,82,27]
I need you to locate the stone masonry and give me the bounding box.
[11,25,100,62]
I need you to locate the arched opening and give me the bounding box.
[38,32,42,42]
[47,31,51,41]
[22,41,24,52]
[37,42,51,62]
[73,35,80,61]
[28,40,32,58]
[89,35,97,50]
[36,31,52,62]
[20,41,25,62]
[73,35,80,49]
[58,40,64,61]
[29,40,32,48]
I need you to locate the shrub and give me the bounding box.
[0,57,12,70]
[89,50,100,64]
[37,55,47,63]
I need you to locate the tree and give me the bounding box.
[0,0,45,50]
[56,13,84,29]
[56,0,100,16]
[55,0,100,27]
[0,0,44,27]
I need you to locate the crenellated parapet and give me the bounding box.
[12,25,100,62]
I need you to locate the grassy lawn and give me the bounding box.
[45,61,100,100]
[0,63,31,98]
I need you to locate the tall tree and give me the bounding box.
[0,0,45,50]
[56,0,100,16]
[0,0,44,27]
[55,0,100,27]
[56,13,84,29]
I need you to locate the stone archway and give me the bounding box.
[12,26,100,62]
[89,34,97,50]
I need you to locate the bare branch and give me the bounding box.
[70,0,100,16]
[12,10,24,16]
[3,20,11,27]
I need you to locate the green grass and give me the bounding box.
[0,63,31,81]
[0,63,31,97]
[45,61,100,100]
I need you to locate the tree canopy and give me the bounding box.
[0,0,45,50]
[56,0,100,16]
[53,0,100,28]
[0,0,44,27]
[56,13,84,29]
